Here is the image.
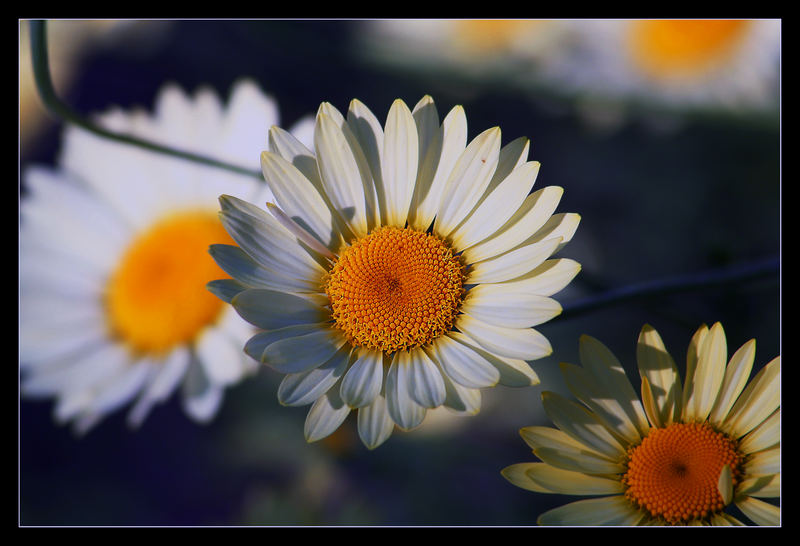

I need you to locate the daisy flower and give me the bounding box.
[211,96,581,449]
[547,19,780,110]
[20,79,313,433]
[503,323,780,526]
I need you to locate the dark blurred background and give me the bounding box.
[19,20,780,526]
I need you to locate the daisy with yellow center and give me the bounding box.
[556,19,780,109]
[20,80,314,433]
[502,323,780,526]
[211,96,580,449]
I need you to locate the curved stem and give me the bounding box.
[561,257,779,319]
[27,20,263,181]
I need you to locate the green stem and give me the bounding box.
[561,257,779,319]
[27,20,264,181]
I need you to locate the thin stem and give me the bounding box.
[561,256,779,319]
[27,20,264,181]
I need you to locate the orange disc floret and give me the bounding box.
[323,226,465,354]
[623,422,743,524]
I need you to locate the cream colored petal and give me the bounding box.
[411,95,439,170]
[314,112,370,237]
[434,126,502,236]
[340,347,384,408]
[640,376,662,428]
[745,447,780,476]
[181,357,223,423]
[524,212,581,255]
[346,99,385,222]
[304,388,351,443]
[710,513,745,526]
[578,335,650,438]
[542,391,628,461]
[127,348,190,427]
[260,151,339,251]
[493,258,581,298]
[738,473,780,498]
[462,186,564,263]
[735,497,780,526]
[381,99,418,227]
[462,285,562,329]
[525,463,624,495]
[209,244,313,294]
[277,345,351,407]
[266,203,336,261]
[457,314,552,361]
[684,322,727,423]
[501,463,552,493]
[718,464,734,505]
[385,352,427,430]
[357,394,395,450]
[739,409,780,454]
[560,362,642,446]
[636,324,681,426]
[231,288,329,331]
[708,338,756,426]
[267,125,323,191]
[537,496,644,526]
[439,369,482,415]
[408,105,467,232]
[448,331,539,387]
[427,334,500,389]
[243,323,324,362]
[195,327,246,387]
[468,237,562,285]
[681,324,708,419]
[449,161,540,251]
[722,356,780,438]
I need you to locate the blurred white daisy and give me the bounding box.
[362,19,571,77]
[546,19,780,111]
[212,96,580,449]
[503,323,780,526]
[20,79,314,433]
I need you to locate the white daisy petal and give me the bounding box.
[722,356,780,438]
[195,327,246,387]
[450,161,540,251]
[127,349,190,427]
[267,125,324,191]
[537,496,644,526]
[181,357,224,423]
[501,463,553,493]
[314,111,371,237]
[447,331,539,387]
[434,126,502,235]
[405,346,446,408]
[462,284,562,329]
[262,328,349,374]
[735,497,780,526]
[411,96,440,168]
[304,388,351,443]
[385,351,427,430]
[357,394,395,449]
[457,314,552,361]
[744,447,780,476]
[208,244,312,293]
[462,186,565,263]
[468,237,562,285]
[23,342,128,398]
[231,288,329,331]
[340,348,384,408]
[243,323,325,362]
[708,337,756,426]
[439,370,482,415]
[278,344,351,407]
[495,258,582,297]
[408,105,468,231]
[681,324,710,418]
[206,278,250,304]
[519,426,625,474]
[84,361,153,418]
[525,463,624,496]
[427,334,500,389]
[381,99,418,227]
[738,473,780,499]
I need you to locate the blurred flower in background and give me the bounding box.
[214,96,580,449]
[503,323,780,526]
[20,79,314,432]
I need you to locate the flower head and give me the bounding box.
[20,80,313,433]
[212,96,580,449]
[502,323,780,526]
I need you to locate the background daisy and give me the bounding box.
[20,20,779,526]
[503,323,780,526]
[20,78,313,433]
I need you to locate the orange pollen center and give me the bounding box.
[630,19,750,78]
[323,226,465,354]
[106,211,234,356]
[623,422,744,524]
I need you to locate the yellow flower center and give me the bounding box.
[629,19,750,79]
[623,422,743,524]
[106,211,234,356]
[324,226,464,354]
